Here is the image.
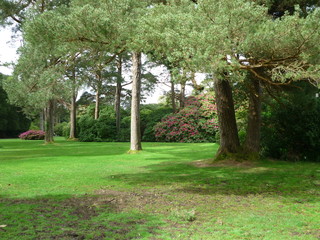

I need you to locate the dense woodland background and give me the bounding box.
[0,0,320,161]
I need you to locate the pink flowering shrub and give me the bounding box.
[19,130,45,140]
[155,92,218,143]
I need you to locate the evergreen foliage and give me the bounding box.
[261,82,320,162]
[0,74,31,138]
[76,104,172,142]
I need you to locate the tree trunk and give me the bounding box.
[69,70,77,139]
[115,56,122,136]
[94,70,102,120]
[130,52,142,151]
[44,99,55,143]
[214,76,240,157]
[170,70,176,113]
[244,76,262,154]
[94,89,100,120]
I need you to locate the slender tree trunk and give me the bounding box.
[69,93,77,139]
[170,70,176,113]
[44,99,55,143]
[69,100,76,139]
[214,76,240,157]
[115,56,122,136]
[244,76,262,154]
[69,70,77,139]
[95,89,100,120]
[94,70,102,120]
[130,52,142,151]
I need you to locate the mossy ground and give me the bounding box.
[0,138,319,239]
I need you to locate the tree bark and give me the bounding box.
[69,70,77,139]
[214,76,240,157]
[94,70,102,120]
[94,89,100,120]
[115,56,122,136]
[44,99,55,143]
[130,52,142,151]
[244,76,262,154]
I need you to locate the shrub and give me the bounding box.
[140,105,172,142]
[19,130,45,140]
[77,106,118,142]
[77,104,171,142]
[0,74,31,138]
[155,92,218,143]
[54,122,69,137]
[261,82,320,162]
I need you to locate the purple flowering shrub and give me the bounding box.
[19,130,45,140]
[155,92,218,143]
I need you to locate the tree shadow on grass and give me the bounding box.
[107,160,320,203]
[0,193,163,240]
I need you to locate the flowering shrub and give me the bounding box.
[19,130,45,140]
[155,92,218,143]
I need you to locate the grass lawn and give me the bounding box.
[0,137,319,239]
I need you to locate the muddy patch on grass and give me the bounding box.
[190,159,257,168]
[2,196,115,220]
[0,195,156,240]
[95,189,173,212]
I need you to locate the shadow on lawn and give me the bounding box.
[0,194,162,240]
[108,160,320,203]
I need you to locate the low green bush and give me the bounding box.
[77,106,118,142]
[54,122,69,137]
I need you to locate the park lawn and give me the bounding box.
[0,138,319,239]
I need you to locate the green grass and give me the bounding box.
[0,138,319,239]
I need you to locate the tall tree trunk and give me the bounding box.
[214,76,240,157]
[170,70,176,113]
[115,56,122,136]
[45,99,55,143]
[94,89,100,120]
[244,76,262,154]
[130,52,142,151]
[94,70,102,120]
[69,70,77,139]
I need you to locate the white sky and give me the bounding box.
[0,27,20,75]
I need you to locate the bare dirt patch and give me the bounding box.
[95,189,173,212]
[190,159,257,168]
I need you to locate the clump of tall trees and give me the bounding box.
[1,0,320,160]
